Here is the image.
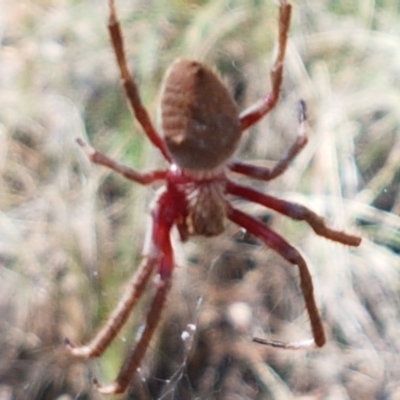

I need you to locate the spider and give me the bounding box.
[66,0,361,394]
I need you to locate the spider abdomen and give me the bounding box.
[160,59,241,171]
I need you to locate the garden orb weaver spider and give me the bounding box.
[66,0,362,394]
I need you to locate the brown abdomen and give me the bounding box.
[160,59,241,171]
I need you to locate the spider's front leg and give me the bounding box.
[65,254,158,359]
[66,140,167,358]
[240,0,292,130]
[227,205,325,348]
[97,270,173,394]
[67,189,180,394]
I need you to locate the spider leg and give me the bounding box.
[91,189,178,394]
[65,189,178,359]
[227,205,325,348]
[107,0,171,162]
[66,255,157,358]
[231,100,307,181]
[96,272,172,394]
[77,138,167,185]
[240,0,291,131]
[67,141,170,357]
[227,181,361,246]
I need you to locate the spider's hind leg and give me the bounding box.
[107,0,171,161]
[239,0,292,131]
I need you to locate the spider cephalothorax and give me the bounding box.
[173,171,227,237]
[66,0,361,394]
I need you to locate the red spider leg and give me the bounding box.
[76,138,167,185]
[227,205,325,348]
[107,0,172,162]
[231,100,307,181]
[240,0,291,131]
[95,189,179,394]
[226,181,361,246]
[66,134,168,358]
[96,280,172,394]
[66,255,158,358]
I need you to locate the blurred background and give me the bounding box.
[1,0,400,399]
